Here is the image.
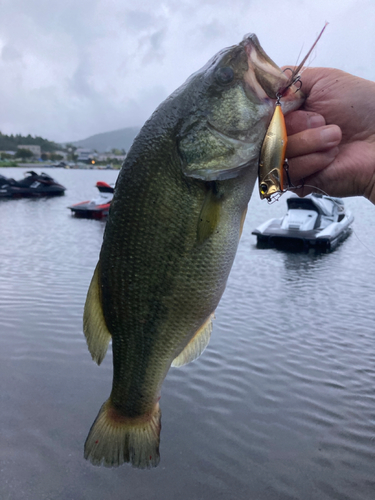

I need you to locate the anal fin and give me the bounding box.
[172,313,214,367]
[83,262,111,365]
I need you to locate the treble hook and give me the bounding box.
[291,77,302,93]
[282,68,294,76]
[279,23,328,97]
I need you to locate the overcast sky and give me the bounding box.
[0,0,373,143]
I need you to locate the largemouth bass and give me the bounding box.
[83,33,303,469]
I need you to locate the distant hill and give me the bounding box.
[67,127,141,153]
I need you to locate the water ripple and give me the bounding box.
[1,171,375,499]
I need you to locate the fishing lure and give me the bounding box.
[258,95,288,201]
[258,23,328,202]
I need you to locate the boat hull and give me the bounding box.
[252,195,354,253]
[68,181,114,219]
[69,203,111,219]
[254,225,353,252]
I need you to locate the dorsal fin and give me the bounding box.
[172,313,214,367]
[83,262,112,365]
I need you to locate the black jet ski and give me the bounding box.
[68,181,114,219]
[0,171,66,197]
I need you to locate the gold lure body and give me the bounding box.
[258,103,287,200]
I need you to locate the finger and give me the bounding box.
[287,147,339,186]
[286,125,342,158]
[285,110,325,135]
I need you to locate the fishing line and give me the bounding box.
[281,22,329,95]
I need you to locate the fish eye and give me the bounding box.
[260,183,268,195]
[215,66,235,86]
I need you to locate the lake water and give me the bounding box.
[1,166,375,500]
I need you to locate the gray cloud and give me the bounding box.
[0,0,373,143]
[1,45,22,62]
[69,60,96,99]
[125,11,156,31]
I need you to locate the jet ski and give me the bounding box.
[0,171,66,197]
[68,181,114,219]
[252,193,354,252]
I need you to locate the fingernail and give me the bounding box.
[308,115,325,128]
[320,126,341,147]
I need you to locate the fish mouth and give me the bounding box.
[242,34,305,113]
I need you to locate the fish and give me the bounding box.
[83,33,304,469]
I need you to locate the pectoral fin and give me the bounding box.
[83,262,112,365]
[239,206,248,239]
[197,183,222,244]
[172,313,214,367]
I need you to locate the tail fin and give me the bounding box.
[84,399,161,469]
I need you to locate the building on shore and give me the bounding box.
[17,145,41,157]
[76,148,97,163]
[97,153,126,163]
[0,150,16,156]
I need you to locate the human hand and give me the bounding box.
[284,67,375,203]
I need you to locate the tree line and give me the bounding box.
[0,132,60,153]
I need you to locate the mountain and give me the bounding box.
[67,127,141,153]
